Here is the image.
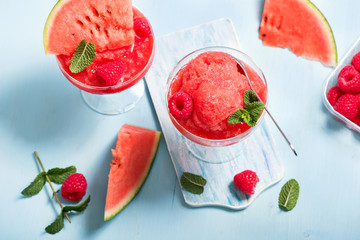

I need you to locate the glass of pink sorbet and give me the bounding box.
[166,47,268,163]
[56,7,154,115]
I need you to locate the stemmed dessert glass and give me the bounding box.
[57,7,155,115]
[166,47,268,163]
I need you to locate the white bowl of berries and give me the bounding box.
[323,37,360,133]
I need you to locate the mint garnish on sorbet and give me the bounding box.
[180,172,207,194]
[227,90,265,127]
[69,40,96,73]
[278,179,300,211]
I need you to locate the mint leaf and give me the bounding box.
[69,40,96,73]
[244,89,259,108]
[180,172,207,194]
[246,101,265,127]
[45,212,64,234]
[47,166,76,184]
[63,195,91,213]
[228,90,265,126]
[279,179,300,211]
[227,109,250,124]
[228,89,265,127]
[52,189,60,199]
[21,172,46,196]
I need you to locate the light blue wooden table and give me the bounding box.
[1,0,360,239]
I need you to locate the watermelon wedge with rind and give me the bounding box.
[259,0,337,67]
[44,0,135,55]
[104,124,161,221]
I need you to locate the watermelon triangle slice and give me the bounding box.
[259,0,337,66]
[104,124,161,221]
[44,0,135,55]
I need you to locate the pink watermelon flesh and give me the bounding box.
[104,124,161,221]
[44,0,135,55]
[259,0,337,66]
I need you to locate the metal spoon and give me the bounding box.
[229,54,298,156]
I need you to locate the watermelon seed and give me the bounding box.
[275,16,283,30]
[76,20,84,26]
[90,30,93,35]
[91,6,100,17]
[264,16,268,23]
[96,24,101,31]
[101,14,106,20]
[104,28,109,38]
[85,16,91,22]
[107,9,112,15]
[262,34,266,37]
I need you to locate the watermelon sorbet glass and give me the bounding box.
[166,47,268,162]
[55,7,154,115]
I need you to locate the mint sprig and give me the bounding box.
[47,166,76,184]
[278,179,300,211]
[45,212,64,234]
[69,40,96,73]
[63,195,91,213]
[227,89,265,127]
[21,172,46,196]
[46,196,91,234]
[244,89,259,108]
[227,109,250,125]
[22,151,90,234]
[21,166,76,196]
[180,172,207,194]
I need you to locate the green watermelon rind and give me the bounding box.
[104,130,161,221]
[260,0,338,66]
[43,0,71,54]
[306,0,337,66]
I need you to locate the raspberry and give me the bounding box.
[334,94,359,119]
[351,116,360,126]
[168,92,193,120]
[96,61,125,86]
[133,19,152,39]
[233,170,259,195]
[327,86,343,106]
[61,173,87,201]
[337,65,360,93]
[351,51,360,72]
[356,93,360,105]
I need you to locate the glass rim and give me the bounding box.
[165,46,268,145]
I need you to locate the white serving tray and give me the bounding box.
[145,18,284,209]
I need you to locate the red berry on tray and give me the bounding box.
[96,60,125,86]
[337,65,360,93]
[351,52,360,72]
[327,86,343,106]
[351,116,360,126]
[168,92,193,120]
[61,173,87,201]
[334,94,359,119]
[355,93,360,104]
[233,170,259,195]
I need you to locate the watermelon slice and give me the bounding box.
[259,0,337,66]
[44,0,135,55]
[104,124,161,221]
